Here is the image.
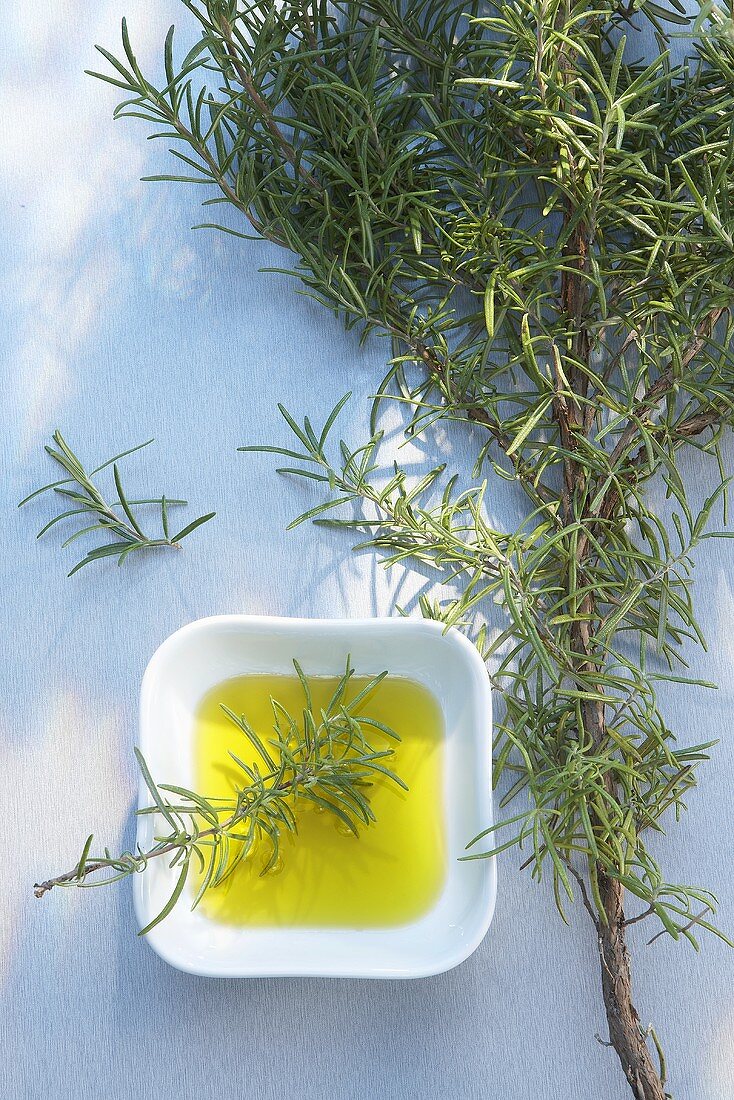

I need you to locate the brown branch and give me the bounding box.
[569,583,667,1100]
[37,765,302,900]
[565,861,600,925]
[218,17,322,192]
[33,814,232,900]
[646,904,714,947]
[622,905,655,929]
[604,306,726,476]
[554,62,668,1090]
[566,456,669,1100]
[675,407,723,438]
[551,343,579,519]
[34,859,121,898]
[595,401,729,529]
[597,871,668,1100]
[565,307,730,570]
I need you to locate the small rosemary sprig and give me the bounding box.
[34,659,406,934]
[19,431,215,575]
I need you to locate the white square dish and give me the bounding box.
[135,614,496,978]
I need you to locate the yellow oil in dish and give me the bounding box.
[194,673,446,927]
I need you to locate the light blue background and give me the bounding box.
[1,5,732,1098]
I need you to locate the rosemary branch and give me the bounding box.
[86,1,734,1095]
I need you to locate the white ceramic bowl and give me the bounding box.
[135,615,496,977]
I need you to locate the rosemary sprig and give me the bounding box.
[34,659,405,934]
[20,431,215,575]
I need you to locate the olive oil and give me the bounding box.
[194,672,446,927]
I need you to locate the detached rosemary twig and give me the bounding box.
[19,431,215,575]
[34,659,405,934]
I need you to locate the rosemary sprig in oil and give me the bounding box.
[34,659,405,934]
[20,431,215,575]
